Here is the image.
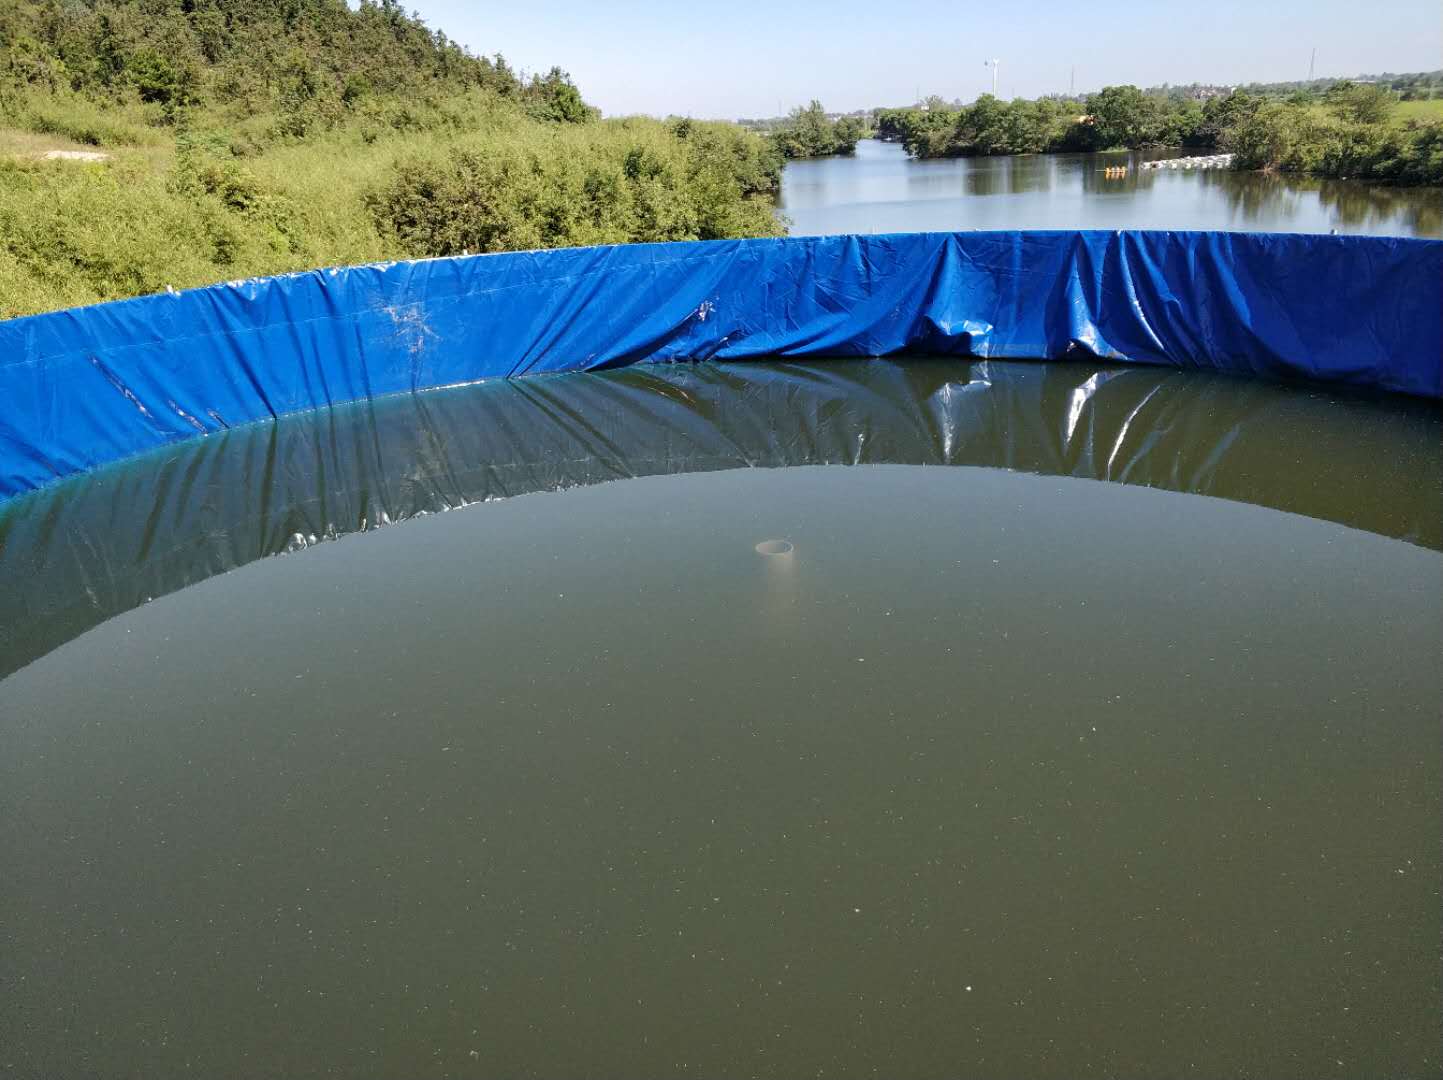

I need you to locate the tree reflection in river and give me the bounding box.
[1315,177,1443,236]
[780,139,1443,238]
[963,155,1056,196]
[1196,168,1305,229]
[1196,168,1441,235]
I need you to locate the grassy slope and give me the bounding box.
[0,128,99,155]
[0,118,401,317]
[0,104,785,319]
[0,2,783,319]
[1395,98,1443,121]
[1302,97,1443,123]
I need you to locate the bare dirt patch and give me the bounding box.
[0,129,110,162]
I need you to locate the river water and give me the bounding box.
[3,360,1440,1079]
[780,139,1443,238]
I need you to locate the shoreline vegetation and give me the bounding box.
[749,100,866,159]
[0,0,785,319]
[872,77,1442,185]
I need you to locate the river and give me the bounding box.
[780,138,1443,238]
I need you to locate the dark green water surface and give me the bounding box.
[2,360,1440,1079]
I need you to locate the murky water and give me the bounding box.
[780,139,1443,238]
[2,360,1440,1079]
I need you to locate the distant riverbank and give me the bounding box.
[876,84,1443,187]
[779,140,1442,238]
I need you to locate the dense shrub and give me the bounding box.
[368,119,783,256]
[0,157,282,315]
[1227,102,1443,184]
[769,102,864,159]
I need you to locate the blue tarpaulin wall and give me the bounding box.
[1,230,1439,500]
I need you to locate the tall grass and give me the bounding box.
[0,86,167,150]
[0,91,784,319]
[0,154,295,316]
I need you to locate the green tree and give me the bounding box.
[1326,81,1395,125]
[527,67,593,124]
[126,49,198,109]
[898,103,961,157]
[1195,90,1260,147]
[873,108,911,141]
[776,100,828,157]
[834,113,866,146]
[1086,85,1164,148]
[1226,102,1319,171]
[961,94,1010,153]
[770,101,861,158]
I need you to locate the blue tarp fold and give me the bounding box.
[2,230,1439,500]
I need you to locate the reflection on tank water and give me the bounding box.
[2,358,1439,680]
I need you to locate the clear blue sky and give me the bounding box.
[407,1,1442,119]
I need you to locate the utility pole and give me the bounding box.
[985,58,1000,97]
[1070,66,1076,96]
[1308,47,1316,80]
